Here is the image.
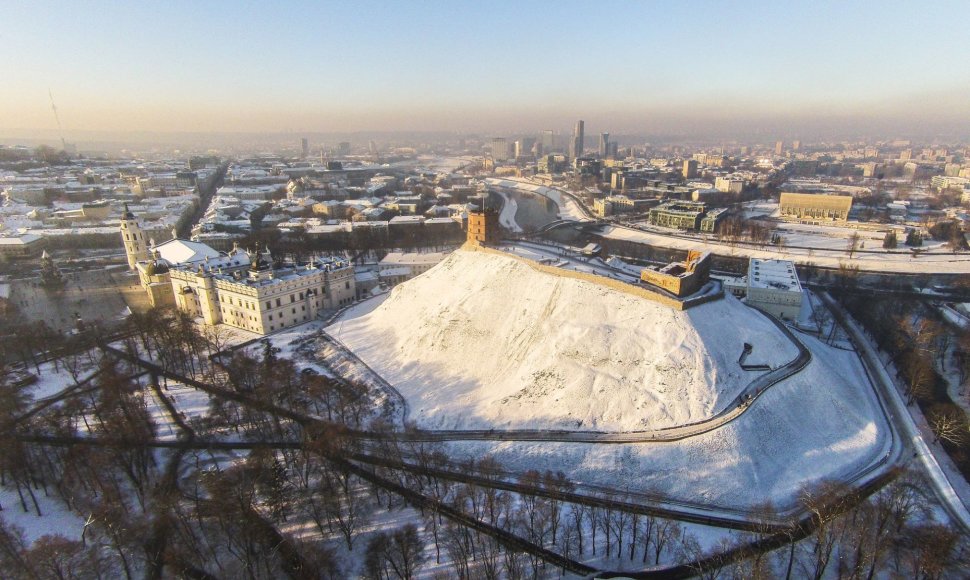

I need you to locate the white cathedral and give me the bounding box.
[121,205,356,334]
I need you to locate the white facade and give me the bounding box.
[378,251,448,286]
[120,205,150,270]
[745,258,803,321]
[715,176,745,194]
[170,254,355,334]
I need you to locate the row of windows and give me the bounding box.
[221,295,256,310]
[267,314,309,333]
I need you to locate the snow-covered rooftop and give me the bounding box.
[748,258,801,292]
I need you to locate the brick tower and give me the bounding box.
[467,208,499,244]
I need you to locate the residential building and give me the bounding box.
[682,159,698,179]
[649,201,707,230]
[931,175,969,191]
[0,234,46,262]
[700,207,728,233]
[714,176,745,194]
[491,138,510,162]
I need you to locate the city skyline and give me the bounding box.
[3,0,970,138]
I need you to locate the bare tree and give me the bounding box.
[929,409,968,445]
[797,480,850,580]
[846,231,861,259]
[364,524,427,580]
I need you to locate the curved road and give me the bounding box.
[822,292,970,532]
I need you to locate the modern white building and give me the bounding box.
[745,258,803,321]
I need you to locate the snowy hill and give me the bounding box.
[329,249,799,431]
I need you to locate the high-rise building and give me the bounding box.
[571,120,585,158]
[515,137,536,159]
[337,142,351,156]
[301,138,309,158]
[775,141,784,156]
[541,130,556,153]
[491,138,510,162]
[599,133,610,157]
[542,129,556,154]
[683,159,699,179]
[791,140,801,151]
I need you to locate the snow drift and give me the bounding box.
[329,249,799,431]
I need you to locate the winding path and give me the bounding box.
[323,307,810,443]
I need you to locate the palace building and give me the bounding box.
[169,247,355,334]
[122,207,355,333]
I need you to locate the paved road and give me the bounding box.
[822,292,970,532]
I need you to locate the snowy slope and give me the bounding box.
[440,333,891,507]
[329,249,798,431]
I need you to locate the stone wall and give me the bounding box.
[463,242,722,311]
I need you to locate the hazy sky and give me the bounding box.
[3,0,969,137]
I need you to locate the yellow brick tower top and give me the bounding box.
[467,209,499,244]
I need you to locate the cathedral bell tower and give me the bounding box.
[120,203,149,270]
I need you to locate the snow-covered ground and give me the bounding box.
[0,489,86,544]
[145,380,212,440]
[327,248,892,508]
[440,332,891,508]
[601,224,970,274]
[329,249,798,432]
[25,362,93,400]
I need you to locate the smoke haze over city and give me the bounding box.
[3,0,969,143]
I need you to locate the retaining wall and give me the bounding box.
[463,242,722,311]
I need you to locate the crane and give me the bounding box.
[48,89,67,150]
